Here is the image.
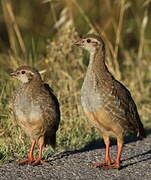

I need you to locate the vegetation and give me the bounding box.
[0,0,151,163]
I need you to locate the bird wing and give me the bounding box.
[110,77,145,135]
[43,83,60,131]
[39,83,60,146]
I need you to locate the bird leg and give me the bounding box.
[104,138,123,169]
[92,136,113,167]
[17,140,36,165]
[31,137,49,166]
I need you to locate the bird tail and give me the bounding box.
[132,106,146,138]
[137,117,146,138]
[138,125,146,138]
[44,133,56,149]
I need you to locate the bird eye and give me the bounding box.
[87,39,91,43]
[21,71,25,74]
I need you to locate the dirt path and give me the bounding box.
[0,137,151,180]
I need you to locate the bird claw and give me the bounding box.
[30,159,50,166]
[102,163,121,170]
[16,158,34,165]
[91,159,113,168]
[96,160,121,170]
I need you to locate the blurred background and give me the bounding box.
[0,0,151,163]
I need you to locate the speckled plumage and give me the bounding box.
[75,34,146,168]
[11,66,60,165]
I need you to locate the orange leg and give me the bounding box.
[31,138,49,166]
[104,137,123,169]
[92,136,113,167]
[17,140,36,165]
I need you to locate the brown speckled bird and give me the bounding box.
[74,34,146,169]
[10,66,60,166]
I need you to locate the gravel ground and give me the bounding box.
[0,137,151,180]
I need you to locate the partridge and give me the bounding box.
[10,66,60,166]
[74,34,146,169]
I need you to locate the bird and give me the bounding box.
[74,34,146,169]
[10,66,60,166]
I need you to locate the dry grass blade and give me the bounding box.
[113,0,126,79]
[1,0,26,56]
[136,10,148,93]
[1,0,17,55]
[71,0,98,34]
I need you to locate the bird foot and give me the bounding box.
[16,158,34,165]
[102,162,121,170]
[91,160,113,168]
[30,159,49,166]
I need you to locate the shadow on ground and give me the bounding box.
[48,128,151,169]
[120,149,151,169]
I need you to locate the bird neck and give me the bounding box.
[88,47,109,77]
[32,75,42,83]
[23,77,43,88]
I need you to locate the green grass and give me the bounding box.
[0,0,151,164]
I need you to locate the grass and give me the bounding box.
[0,0,151,164]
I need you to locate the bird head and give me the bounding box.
[10,66,41,83]
[74,34,105,53]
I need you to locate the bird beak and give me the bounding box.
[10,71,17,77]
[74,40,83,46]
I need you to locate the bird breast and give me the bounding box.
[81,72,104,113]
[13,89,43,123]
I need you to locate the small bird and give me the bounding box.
[10,66,60,166]
[74,34,146,169]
